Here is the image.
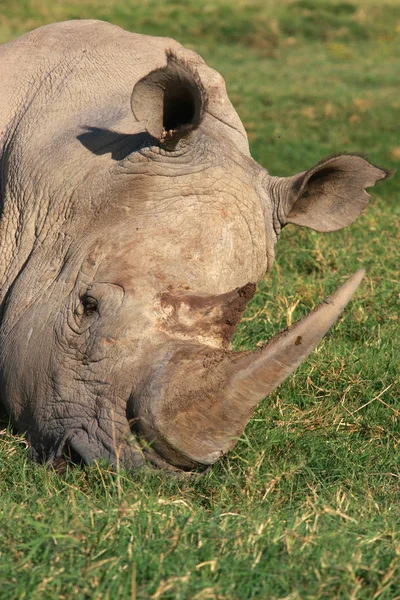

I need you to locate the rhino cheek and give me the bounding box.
[0,289,142,467]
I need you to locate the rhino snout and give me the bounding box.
[127,271,366,470]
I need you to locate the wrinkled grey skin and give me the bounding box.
[0,21,388,472]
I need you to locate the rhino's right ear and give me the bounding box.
[131,51,207,145]
[276,154,390,232]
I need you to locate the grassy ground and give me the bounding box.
[0,1,399,598]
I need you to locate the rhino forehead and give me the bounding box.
[70,162,268,295]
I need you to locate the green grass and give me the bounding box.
[0,0,399,598]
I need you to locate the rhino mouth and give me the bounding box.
[138,441,204,474]
[130,271,366,470]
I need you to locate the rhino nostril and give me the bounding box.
[62,442,85,466]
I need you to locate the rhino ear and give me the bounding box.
[131,51,207,145]
[283,154,390,232]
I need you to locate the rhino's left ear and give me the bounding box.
[131,51,207,145]
[281,154,390,232]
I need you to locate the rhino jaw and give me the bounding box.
[132,270,365,469]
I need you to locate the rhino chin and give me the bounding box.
[133,270,365,469]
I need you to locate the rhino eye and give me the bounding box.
[80,294,98,317]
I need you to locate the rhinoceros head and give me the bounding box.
[0,21,388,472]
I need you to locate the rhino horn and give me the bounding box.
[226,268,365,410]
[137,270,365,469]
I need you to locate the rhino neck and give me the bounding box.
[0,147,71,312]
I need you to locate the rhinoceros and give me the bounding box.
[0,20,388,472]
